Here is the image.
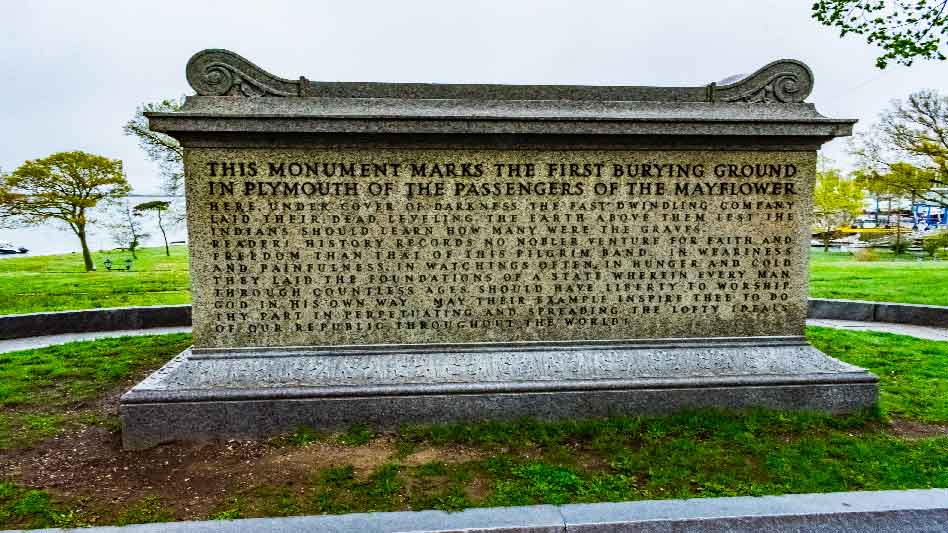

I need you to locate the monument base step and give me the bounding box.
[120,338,878,449]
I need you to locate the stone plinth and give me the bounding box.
[121,49,876,449]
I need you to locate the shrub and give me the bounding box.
[853,248,880,262]
[921,231,948,258]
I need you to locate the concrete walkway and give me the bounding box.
[0,326,192,353]
[0,319,946,354]
[807,318,948,341]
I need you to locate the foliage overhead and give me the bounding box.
[854,161,937,198]
[812,0,948,68]
[133,200,170,212]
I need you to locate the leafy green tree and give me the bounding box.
[813,169,866,252]
[123,98,185,201]
[855,90,948,207]
[813,0,948,68]
[134,200,172,256]
[0,151,130,271]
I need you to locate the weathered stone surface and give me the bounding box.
[183,49,815,103]
[186,148,813,349]
[120,50,875,447]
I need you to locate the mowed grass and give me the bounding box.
[807,326,948,422]
[2,327,948,528]
[0,246,190,315]
[0,334,192,448]
[809,250,948,305]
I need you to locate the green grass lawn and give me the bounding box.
[1,247,947,315]
[0,334,193,449]
[809,250,948,306]
[0,246,190,315]
[1,327,948,528]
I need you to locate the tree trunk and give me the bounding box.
[894,225,902,256]
[158,210,169,256]
[76,225,95,272]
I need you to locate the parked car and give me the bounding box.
[0,242,28,254]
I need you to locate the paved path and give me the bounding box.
[0,326,192,353]
[0,320,946,354]
[807,318,948,341]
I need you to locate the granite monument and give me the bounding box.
[120,49,877,448]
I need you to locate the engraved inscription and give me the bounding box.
[185,149,814,348]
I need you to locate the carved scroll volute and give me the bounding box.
[186,49,303,97]
[713,60,814,103]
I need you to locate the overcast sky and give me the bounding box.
[3,0,948,194]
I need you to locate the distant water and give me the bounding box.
[0,196,187,257]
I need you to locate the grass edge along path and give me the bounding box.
[2,326,948,528]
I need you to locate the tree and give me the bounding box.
[854,162,931,225]
[0,151,130,271]
[135,200,171,256]
[854,90,948,207]
[108,200,149,259]
[812,0,948,68]
[813,169,866,252]
[123,98,185,201]
[0,167,13,230]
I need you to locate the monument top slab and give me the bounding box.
[184,49,817,103]
[146,50,854,140]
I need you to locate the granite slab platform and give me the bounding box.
[120,337,877,449]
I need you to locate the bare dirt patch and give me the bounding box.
[0,423,412,521]
[262,438,397,479]
[889,418,948,439]
[0,426,274,520]
[402,445,483,467]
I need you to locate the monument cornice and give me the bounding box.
[183,49,816,104]
[148,49,855,141]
